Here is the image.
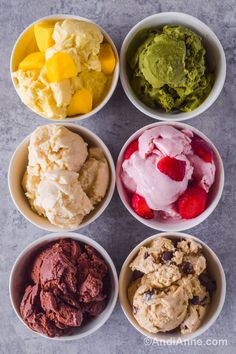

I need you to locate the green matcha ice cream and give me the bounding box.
[127,25,213,112]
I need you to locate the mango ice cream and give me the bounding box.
[12,19,116,119]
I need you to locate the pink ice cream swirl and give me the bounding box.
[121,126,216,219]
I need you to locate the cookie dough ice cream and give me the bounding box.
[20,239,109,337]
[22,125,110,228]
[121,125,216,220]
[128,237,216,334]
[12,19,116,119]
[126,25,213,112]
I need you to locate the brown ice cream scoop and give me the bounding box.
[83,300,107,317]
[59,239,81,264]
[31,241,78,294]
[20,284,40,320]
[20,284,63,337]
[76,246,108,283]
[20,239,109,337]
[40,290,83,327]
[79,273,104,302]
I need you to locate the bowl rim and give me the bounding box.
[119,231,226,342]
[9,231,119,341]
[10,14,120,122]
[116,121,225,231]
[8,122,116,232]
[120,11,226,121]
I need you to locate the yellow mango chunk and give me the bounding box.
[67,88,93,116]
[46,52,78,82]
[34,22,55,52]
[99,43,116,75]
[19,52,45,71]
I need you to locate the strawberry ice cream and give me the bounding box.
[121,125,216,220]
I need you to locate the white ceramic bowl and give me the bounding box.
[10,14,119,122]
[119,231,226,342]
[116,121,224,231]
[120,12,226,121]
[8,123,116,232]
[9,232,118,340]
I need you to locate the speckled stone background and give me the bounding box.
[0,0,235,353]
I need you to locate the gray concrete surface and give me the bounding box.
[0,0,235,353]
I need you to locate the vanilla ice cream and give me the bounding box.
[79,147,110,204]
[128,237,215,334]
[23,125,110,228]
[27,125,88,173]
[33,170,93,229]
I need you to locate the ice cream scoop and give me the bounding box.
[11,18,117,120]
[126,25,213,112]
[31,170,94,229]
[20,239,109,337]
[132,283,189,333]
[138,33,186,89]
[121,125,216,220]
[79,147,110,204]
[128,237,215,334]
[22,125,110,229]
[27,125,88,173]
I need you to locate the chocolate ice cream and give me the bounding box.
[20,239,109,337]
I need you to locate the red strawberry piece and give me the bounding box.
[177,187,207,219]
[124,139,139,160]
[191,136,213,163]
[157,156,186,182]
[131,193,154,219]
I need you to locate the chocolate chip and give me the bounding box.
[199,273,209,286]
[144,252,149,259]
[162,251,174,262]
[132,306,138,314]
[199,273,216,294]
[172,239,180,248]
[133,270,144,280]
[181,262,193,274]
[144,290,153,302]
[189,296,200,305]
